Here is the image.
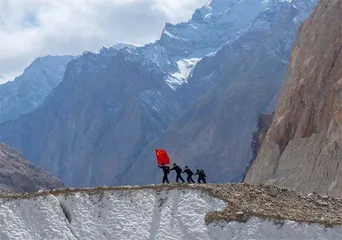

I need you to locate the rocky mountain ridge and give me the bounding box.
[0,143,65,193]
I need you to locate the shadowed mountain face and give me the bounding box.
[0,143,65,193]
[0,51,181,187]
[0,0,317,187]
[0,55,74,123]
[246,0,342,198]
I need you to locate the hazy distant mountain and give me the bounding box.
[0,55,74,123]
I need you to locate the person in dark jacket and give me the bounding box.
[183,166,195,183]
[158,164,170,183]
[170,163,185,183]
[195,169,206,183]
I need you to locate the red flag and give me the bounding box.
[155,149,170,165]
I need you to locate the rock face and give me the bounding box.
[246,0,342,198]
[0,143,65,193]
[0,55,74,123]
[250,114,274,167]
[0,184,341,239]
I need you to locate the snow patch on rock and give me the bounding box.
[166,58,201,89]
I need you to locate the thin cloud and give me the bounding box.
[0,0,207,83]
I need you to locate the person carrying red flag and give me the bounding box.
[155,149,171,184]
[158,164,170,183]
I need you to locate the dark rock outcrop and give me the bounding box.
[0,143,65,193]
[242,113,274,181]
[250,114,274,164]
[246,0,342,198]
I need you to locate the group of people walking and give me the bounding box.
[158,163,207,184]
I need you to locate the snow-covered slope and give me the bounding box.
[0,55,74,123]
[0,184,341,239]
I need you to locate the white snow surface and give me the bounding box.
[209,218,342,239]
[166,58,201,89]
[0,188,341,239]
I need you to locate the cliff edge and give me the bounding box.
[245,0,342,198]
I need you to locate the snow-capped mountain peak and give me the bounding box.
[137,0,268,89]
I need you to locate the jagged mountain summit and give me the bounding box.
[0,55,74,123]
[0,0,317,187]
[0,143,65,193]
[246,0,342,198]
[140,0,266,89]
[0,184,341,239]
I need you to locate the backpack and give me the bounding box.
[200,169,206,177]
[166,166,170,174]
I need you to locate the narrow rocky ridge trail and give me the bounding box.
[246,0,342,198]
[0,184,341,239]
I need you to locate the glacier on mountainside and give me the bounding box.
[166,58,202,89]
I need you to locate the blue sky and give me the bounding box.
[0,0,207,84]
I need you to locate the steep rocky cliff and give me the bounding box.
[0,55,73,123]
[0,143,65,193]
[246,0,342,198]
